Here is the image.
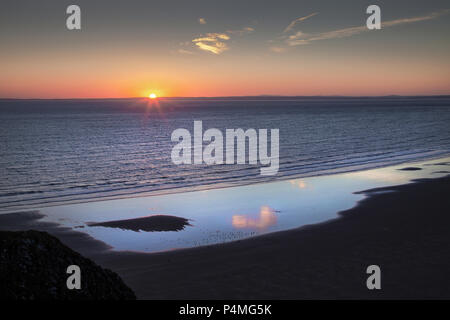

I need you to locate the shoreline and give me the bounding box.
[1,157,449,251]
[2,151,449,214]
[1,161,450,298]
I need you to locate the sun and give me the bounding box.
[149,93,157,99]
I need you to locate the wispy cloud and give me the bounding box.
[227,26,255,35]
[286,10,449,46]
[269,46,287,53]
[190,27,254,54]
[193,33,230,42]
[198,18,206,25]
[192,33,231,54]
[194,41,228,54]
[283,12,318,33]
[178,49,195,55]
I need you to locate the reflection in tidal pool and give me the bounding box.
[232,206,278,230]
[289,180,307,189]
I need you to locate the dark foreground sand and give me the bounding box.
[2,175,450,299]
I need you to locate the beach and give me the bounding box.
[2,0,450,302]
[94,174,450,299]
[2,159,450,299]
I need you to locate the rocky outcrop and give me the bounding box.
[0,230,136,300]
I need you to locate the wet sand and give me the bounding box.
[0,211,111,256]
[91,174,450,299]
[2,175,450,299]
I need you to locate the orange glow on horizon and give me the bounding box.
[1,55,450,98]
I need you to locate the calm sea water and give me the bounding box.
[1,97,450,211]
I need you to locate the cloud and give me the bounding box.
[269,46,287,53]
[286,10,449,46]
[227,26,255,35]
[192,33,230,42]
[192,32,230,54]
[198,18,206,25]
[283,12,318,33]
[194,41,228,54]
[288,31,305,40]
[178,49,195,55]
[190,27,254,54]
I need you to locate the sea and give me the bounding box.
[1,96,450,212]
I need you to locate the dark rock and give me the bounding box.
[0,230,136,300]
[88,214,192,232]
[397,167,422,171]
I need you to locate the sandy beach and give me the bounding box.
[2,163,450,299]
[93,175,450,299]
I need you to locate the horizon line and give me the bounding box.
[1,94,450,100]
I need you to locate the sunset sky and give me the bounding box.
[1,0,449,98]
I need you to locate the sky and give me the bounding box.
[0,0,449,98]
